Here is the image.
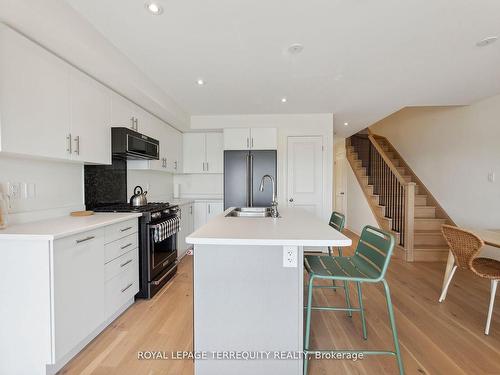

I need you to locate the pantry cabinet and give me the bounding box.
[183,133,223,174]
[223,128,277,150]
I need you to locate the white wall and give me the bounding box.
[371,95,500,230]
[127,170,174,203]
[0,155,84,224]
[345,161,380,235]
[334,138,379,235]
[173,174,223,200]
[371,97,500,260]
[191,114,334,220]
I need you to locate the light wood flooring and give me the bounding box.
[60,233,500,375]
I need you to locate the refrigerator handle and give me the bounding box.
[249,154,254,207]
[246,154,250,207]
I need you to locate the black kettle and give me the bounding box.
[130,186,148,207]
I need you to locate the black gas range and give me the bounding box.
[93,202,180,299]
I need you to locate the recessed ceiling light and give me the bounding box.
[288,44,304,54]
[344,122,349,126]
[476,36,498,47]
[281,97,287,103]
[145,1,163,15]
[196,79,205,86]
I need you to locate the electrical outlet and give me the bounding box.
[283,246,298,268]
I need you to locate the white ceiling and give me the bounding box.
[66,0,500,136]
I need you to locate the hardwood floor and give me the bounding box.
[60,233,500,375]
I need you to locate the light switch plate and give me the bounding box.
[283,246,298,268]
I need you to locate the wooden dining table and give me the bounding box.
[440,229,500,300]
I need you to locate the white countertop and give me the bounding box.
[186,207,352,247]
[171,198,195,206]
[0,213,142,241]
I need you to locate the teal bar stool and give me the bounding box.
[327,211,346,257]
[303,226,404,375]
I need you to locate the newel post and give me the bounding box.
[404,182,416,261]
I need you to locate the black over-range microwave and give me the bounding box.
[111,127,159,160]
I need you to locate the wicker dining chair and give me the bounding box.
[440,225,500,335]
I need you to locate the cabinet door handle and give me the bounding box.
[202,162,205,171]
[66,133,72,154]
[120,259,133,268]
[246,137,249,148]
[174,161,178,170]
[190,205,193,214]
[121,242,133,250]
[206,162,209,172]
[251,138,254,148]
[76,235,95,244]
[74,135,80,155]
[131,117,135,130]
[134,118,138,131]
[121,283,133,293]
[120,226,133,232]
[208,204,211,214]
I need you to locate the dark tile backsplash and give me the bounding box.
[84,158,127,210]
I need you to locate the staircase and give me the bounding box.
[346,131,452,262]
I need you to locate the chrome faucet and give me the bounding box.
[259,174,279,218]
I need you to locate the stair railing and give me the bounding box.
[348,134,415,258]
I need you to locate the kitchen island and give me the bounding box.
[186,207,351,375]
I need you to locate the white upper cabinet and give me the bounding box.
[183,133,223,174]
[183,133,206,174]
[128,115,183,173]
[249,128,278,150]
[223,128,251,150]
[0,24,112,164]
[0,24,71,160]
[205,133,223,173]
[223,128,277,150]
[69,68,111,165]
[110,92,137,131]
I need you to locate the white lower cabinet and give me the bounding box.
[193,200,224,230]
[53,229,105,362]
[52,219,139,365]
[104,251,139,320]
[177,202,194,259]
[0,217,140,375]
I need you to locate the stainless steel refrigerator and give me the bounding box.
[224,150,277,209]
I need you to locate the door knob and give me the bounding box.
[289,198,294,202]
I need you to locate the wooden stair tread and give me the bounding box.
[415,218,446,222]
[414,245,449,251]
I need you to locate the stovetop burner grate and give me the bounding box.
[93,202,172,213]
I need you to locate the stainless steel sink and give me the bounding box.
[225,207,273,218]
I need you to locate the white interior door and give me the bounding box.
[334,150,347,214]
[287,136,323,217]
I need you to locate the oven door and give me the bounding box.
[149,227,178,279]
